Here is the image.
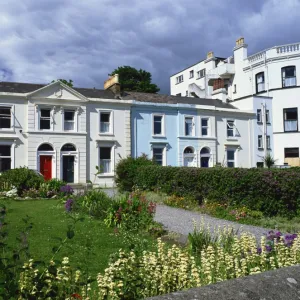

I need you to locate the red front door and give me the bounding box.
[40,156,52,181]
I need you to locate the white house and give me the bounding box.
[0,79,131,187]
[170,37,300,166]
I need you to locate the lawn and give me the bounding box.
[1,198,151,276]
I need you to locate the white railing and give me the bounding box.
[276,43,300,54]
[247,51,265,63]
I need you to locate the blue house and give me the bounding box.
[127,92,256,168]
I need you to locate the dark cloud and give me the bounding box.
[0,0,299,93]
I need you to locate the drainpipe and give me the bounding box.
[262,103,267,162]
[265,54,269,97]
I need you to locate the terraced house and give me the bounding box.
[170,37,300,167]
[0,74,256,186]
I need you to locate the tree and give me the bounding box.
[111,66,160,93]
[51,79,74,87]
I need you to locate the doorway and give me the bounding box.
[200,147,211,168]
[40,155,52,180]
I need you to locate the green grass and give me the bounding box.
[0,199,153,276]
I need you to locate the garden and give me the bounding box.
[1,161,300,299]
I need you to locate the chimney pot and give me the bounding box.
[236,37,245,46]
[207,51,214,59]
[104,74,121,98]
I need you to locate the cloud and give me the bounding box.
[0,0,299,94]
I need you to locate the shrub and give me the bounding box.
[134,166,300,217]
[0,167,44,195]
[74,189,111,218]
[164,194,198,210]
[115,154,155,192]
[104,190,156,231]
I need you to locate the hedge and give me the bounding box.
[133,166,300,217]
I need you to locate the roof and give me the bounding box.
[0,81,237,109]
[122,91,237,109]
[0,81,115,99]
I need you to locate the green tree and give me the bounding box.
[111,66,160,93]
[51,79,74,87]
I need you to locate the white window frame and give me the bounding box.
[98,142,115,176]
[227,148,235,168]
[0,105,14,131]
[99,110,114,135]
[176,75,184,84]
[62,108,78,132]
[152,145,166,166]
[227,120,235,138]
[267,135,271,149]
[189,70,194,78]
[152,113,165,136]
[258,135,263,149]
[184,115,195,136]
[257,109,262,123]
[37,106,54,131]
[0,142,14,172]
[197,69,205,79]
[266,110,270,124]
[201,118,209,136]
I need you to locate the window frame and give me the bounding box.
[152,145,166,166]
[63,110,76,132]
[283,107,298,132]
[99,110,114,135]
[201,118,209,136]
[176,75,184,84]
[0,144,12,172]
[0,106,12,130]
[152,113,165,137]
[257,109,262,123]
[266,135,271,149]
[227,149,235,168]
[255,72,265,93]
[233,84,237,94]
[184,115,195,136]
[258,135,263,149]
[39,107,53,131]
[282,66,297,88]
[284,147,299,158]
[266,110,270,124]
[197,69,206,79]
[98,143,115,175]
[226,120,235,138]
[189,70,194,78]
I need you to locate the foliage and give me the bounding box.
[104,190,156,232]
[60,185,74,195]
[51,79,74,87]
[134,166,300,217]
[111,66,160,93]
[0,167,44,195]
[164,194,199,210]
[74,189,112,219]
[115,154,155,192]
[262,152,277,169]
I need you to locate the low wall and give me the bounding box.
[148,265,300,300]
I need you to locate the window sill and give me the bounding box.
[175,82,183,85]
[258,147,264,150]
[227,137,238,141]
[189,76,194,79]
[196,77,204,80]
[0,129,15,133]
[257,122,263,125]
[284,130,298,133]
[99,133,114,136]
[97,173,114,177]
[152,135,166,138]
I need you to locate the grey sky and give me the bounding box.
[0,0,299,94]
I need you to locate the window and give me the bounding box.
[186,90,188,96]
[99,147,111,173]
[282,66,296,87]
[233,84,237,93]
[100,112,111,133]
[256,72,265,93]
[283,108,298,132]
[64,111,75,131]
[266,110,270,123]
[40,109,51,130]
[0,145,11,172]
[185,116,194,136]
[0,107,11,129]
[176,93,181,97]
[267,136,271,149]
[189,70,194,78]
[153,147,164,166]
[197,69,205,79]
[227,149,235,167]
[153,115,163,135]
[257,109,262,123]
[176,75,184,84]
[257,162,264,168]
[285,147,299,158]
[227,120,234,137]
[201,118,209,136]
[61,144,76,152]
[258,135,263,149]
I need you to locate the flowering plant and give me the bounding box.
[60,185,74,195]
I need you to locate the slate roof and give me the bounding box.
[0,81,237,109]
[122,91,237,109]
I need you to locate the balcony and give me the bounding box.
[207,64,235,85]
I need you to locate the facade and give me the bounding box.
[0,80,131,187]
[170,37,300,166]
[130,93,256,168]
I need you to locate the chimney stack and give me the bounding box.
[235,37,245,47]
[206,51,214,60]
[104,74,121,98]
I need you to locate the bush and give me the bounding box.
[115,154,155,192]
[0,167,44,195]
[134,166,300,217]
[74,189,111,218]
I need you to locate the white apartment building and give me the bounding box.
[170,37,300,166]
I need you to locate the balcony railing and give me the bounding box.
[277,43,300,54]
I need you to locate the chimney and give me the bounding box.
[207,51,214,60]
[104,74,121,98]
[233,36,248,61]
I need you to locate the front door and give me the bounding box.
[40,155,52,180]
[201,157,209,168]
[63,156,74,183]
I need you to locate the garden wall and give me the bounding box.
[148,265,300,300]
[134,166,300,217]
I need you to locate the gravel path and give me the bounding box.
[154,204,271,242]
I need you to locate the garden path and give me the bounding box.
[154,204,271,242]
